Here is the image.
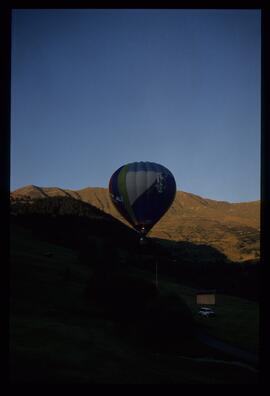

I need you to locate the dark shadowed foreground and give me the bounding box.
[9,199,259,383]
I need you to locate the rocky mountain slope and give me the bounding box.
[11,185,260,262]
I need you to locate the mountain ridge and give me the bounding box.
[11,184,260,262]
[12,184,259,204]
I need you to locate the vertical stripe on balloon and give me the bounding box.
[118,164,137,225]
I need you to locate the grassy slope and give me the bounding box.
[10,224,258,383]
[157,278,259,353]
[127,265,259,354]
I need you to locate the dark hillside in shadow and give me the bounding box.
[10,221,258,383]
[10,196,259,301]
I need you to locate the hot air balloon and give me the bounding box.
[109,161,176,239]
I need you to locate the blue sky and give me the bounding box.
[11,9,261,202]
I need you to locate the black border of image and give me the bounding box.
[1,0,269,386]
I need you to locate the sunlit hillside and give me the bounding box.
[11,185,260,262]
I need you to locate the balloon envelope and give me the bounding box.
[109,161,176,235]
